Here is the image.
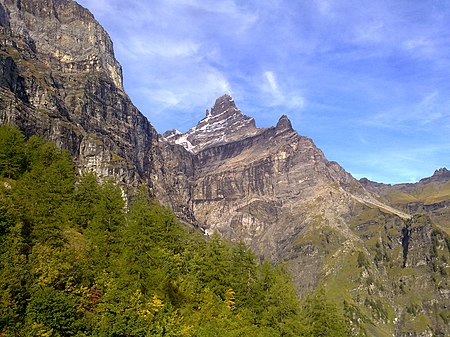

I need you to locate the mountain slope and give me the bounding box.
[0,1,448,336]
[178,98,448,336]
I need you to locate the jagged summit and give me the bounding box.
[419,167,450,184]
[208,94,237,116]
[162,129,181,141]
[163,94,301,153]
[200,94,255,130]
[163,94,260,153]
[275,114,293,131]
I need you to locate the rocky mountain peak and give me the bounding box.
[275,114,293,131]
[203,93,252,127]
[162,129,181,141]
[164,94,260,153]
[209,94,237,116]
[419,167,450,184]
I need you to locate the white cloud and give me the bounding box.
[354,21,385,44]
[263,71,283,101]
[314,0,334,17]
[262,71,304,111]
[404,38,433,51]
[148,89,181,108]
[402,37,439,60]
[175,0,259,31]
[134,67,230,118]
[122,36,200,59]
[365,91,449,130]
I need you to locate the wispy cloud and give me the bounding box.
[263,71,283,101]
[364,91,450,130]
[314,0,333,17]
[261,71,304,111]
[122,37,200,59]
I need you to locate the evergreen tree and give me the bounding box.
[0,222,30,334]
[0,125,27,179]
[300,287,350,337]
[11,137,75,246]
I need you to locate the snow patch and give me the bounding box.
[174,134,195,152]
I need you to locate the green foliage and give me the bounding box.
[0,125,27,179]
[357,251,370,269]
[25,286,84,336]
[0,126,353,336]
[299,288,350,337]
[8,134,76,246]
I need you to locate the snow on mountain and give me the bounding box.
[164,94,261,153]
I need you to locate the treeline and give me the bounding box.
[0,125,350,336]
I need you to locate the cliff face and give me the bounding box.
[0,0,148,182]
[0,0,195,219]
[0,1,448,336]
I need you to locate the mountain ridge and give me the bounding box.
[0,1,448,336]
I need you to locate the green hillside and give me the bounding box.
[0,125,350,336]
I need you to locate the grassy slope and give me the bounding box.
[386,181,450,235]
[289,203,450,336]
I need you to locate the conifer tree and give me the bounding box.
[0,125,27,179]
[300,287,350,337]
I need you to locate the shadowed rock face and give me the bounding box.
[1,1,448,336]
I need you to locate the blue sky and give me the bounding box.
[76,0,450,184]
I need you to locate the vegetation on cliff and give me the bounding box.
[0,125,351,336]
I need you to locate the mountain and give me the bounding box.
[171,97,449,336]
[0,1,448,336]
[163,94,260,153]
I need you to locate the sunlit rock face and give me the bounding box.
[0,0,148,182]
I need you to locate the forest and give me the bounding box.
[0,125,351,336]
